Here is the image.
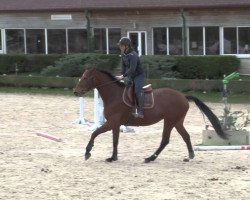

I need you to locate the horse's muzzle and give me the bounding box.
[74,91,84,97]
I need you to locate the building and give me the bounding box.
[0,0,250,73]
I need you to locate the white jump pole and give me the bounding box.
[92,89,105,130]
[79,97,86,124]
[92,89,135,133]
[73,97,87,124]
[194,145,250,151]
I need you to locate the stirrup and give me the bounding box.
[137,111,144,118]
[132,109,144,118]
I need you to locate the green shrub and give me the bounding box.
[25,54,63,73]
[41,53,120,77]
[0,75,78,88]
[0,55,28,74]
[141,55,180,79]
[0,54,62,74]
[140,55,239,79]
[175,56,240,79]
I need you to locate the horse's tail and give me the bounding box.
[186,95,228,139]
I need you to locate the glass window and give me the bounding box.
[169,27,182,55]
[6,29,24,54]
[205,27,220,55]
[153,28,167,55]
[94,28,106,54]
[47,29,66,54]
[238,27,250,54]
[108,28,121,54]
[26,29,45,54]
[189,27,203,55]
[68,29,88,53]
[224,27,237,54]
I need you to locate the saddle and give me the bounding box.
[122,84,154,109]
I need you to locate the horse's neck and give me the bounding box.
[96,77,123,105]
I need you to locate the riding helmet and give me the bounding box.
[118,37,131,46]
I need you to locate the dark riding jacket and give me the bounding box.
[121,49,144,79]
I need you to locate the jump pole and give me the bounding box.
[91,89,105,130]
[36,132,62,142]
[73,97,87,125]
[91,89,135,133]
[78,97,86,124]
[194,145,250,151]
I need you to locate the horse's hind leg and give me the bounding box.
[145,120,173,163]
[175,119,195,161]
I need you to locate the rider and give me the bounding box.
[116,37,145,118]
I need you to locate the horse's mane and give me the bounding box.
[98,69,125,87]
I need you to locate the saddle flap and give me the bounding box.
[143,84,152,93]
[122,85,154,109]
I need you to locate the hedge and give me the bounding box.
[0,75,78,88]
[0,54,240,79]
[41,53,120,77]
[175,56,240,79]
[0,54,63,74]
[141,55,240,79]
[0,75,249,93]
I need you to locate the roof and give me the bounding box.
[1,0,250,12]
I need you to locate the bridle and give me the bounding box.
[78,68,123,95]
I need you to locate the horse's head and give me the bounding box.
[74,67,97,97]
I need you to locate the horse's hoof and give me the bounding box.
[145,155,157,163]
[189,152,195,159]
[144,158,151,163]
[106,157,117,162]
[183,158,190,162]
[85,152,91,160]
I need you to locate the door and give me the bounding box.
[127,31,147,56]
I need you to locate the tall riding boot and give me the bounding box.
[136,92,144,118]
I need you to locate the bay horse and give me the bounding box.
[74,67,228,163]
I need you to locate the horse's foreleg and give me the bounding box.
[106,126,120,162]
[175,120,195,161]
[145,121,173,163]
[85,122,112,160]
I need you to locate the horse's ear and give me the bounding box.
[85,64,96,71]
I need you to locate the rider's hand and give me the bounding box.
[116,75,124,80]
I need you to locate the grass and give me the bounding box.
[0,87,94,97]
[0,86,249,103]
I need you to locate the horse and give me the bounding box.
[74,67,228,163]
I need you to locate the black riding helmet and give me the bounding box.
[118,37,131,47]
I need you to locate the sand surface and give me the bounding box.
[0,93,249,200]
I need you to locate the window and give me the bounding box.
[94,28,106,54]
[238,27,250,54]
[153,28,167,55]
[189,27,203,55]
[47,29,66,54]
[108,28,121,54]
[224,28,237,54]
[6,29,24,54]
[169,27,182,55]
[68,29,88,53]
[26,29,45,54]
[205,27,220,55]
